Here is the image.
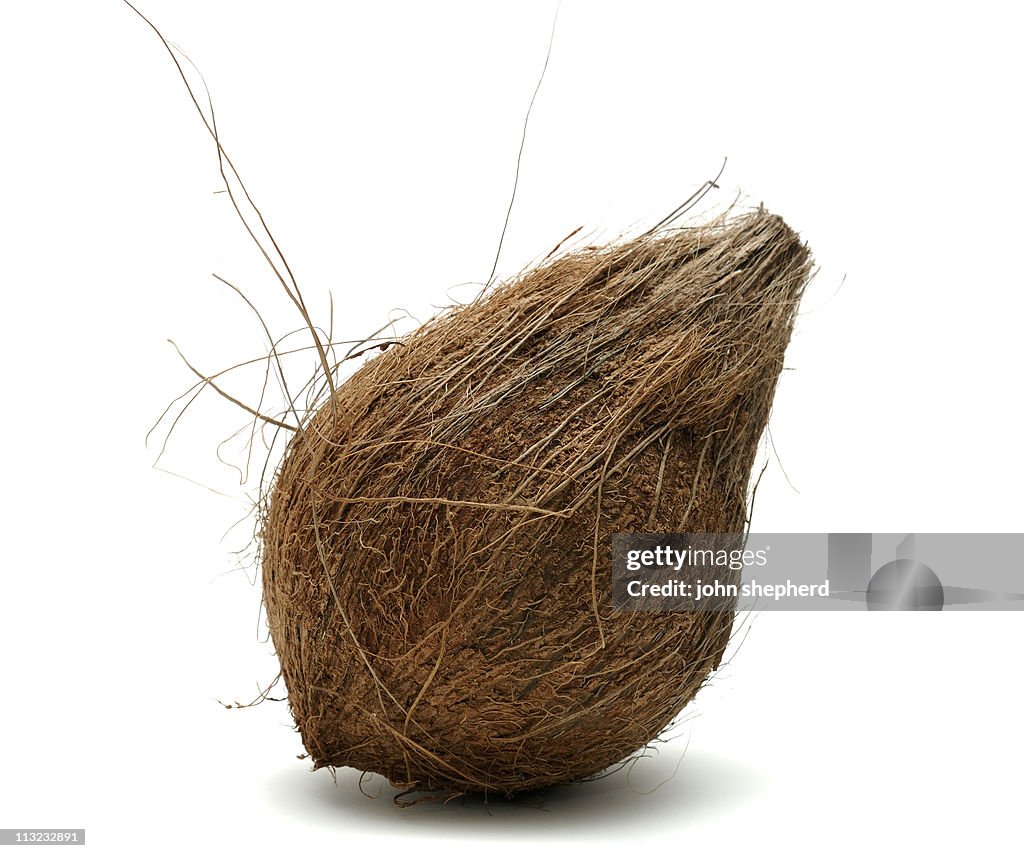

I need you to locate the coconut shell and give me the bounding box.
[261,208,811,796]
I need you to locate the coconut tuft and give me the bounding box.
[260,207,812,796]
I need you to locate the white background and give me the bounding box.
[2,1,1022,854]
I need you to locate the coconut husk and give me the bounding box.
[261,207,811,796]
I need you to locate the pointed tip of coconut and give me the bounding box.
[472,206,812,435]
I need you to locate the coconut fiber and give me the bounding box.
[261,207,812,797]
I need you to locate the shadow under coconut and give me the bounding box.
[272,746,766,836]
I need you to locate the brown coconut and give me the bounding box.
[261,207,811,797]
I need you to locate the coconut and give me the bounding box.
[261,207,811,797]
